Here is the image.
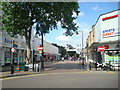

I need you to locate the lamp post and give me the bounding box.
[32,37,35,71]
[40,22,46,71]
[77,30,84,61]
[11,3,16,74]
[11,38,15,74]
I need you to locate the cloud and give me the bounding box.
[77,23,89,28]
[56,30,90,48]
[56,35,80,47]
[56,35,72,42]
[92,5,102,11]
[79,12,84,16]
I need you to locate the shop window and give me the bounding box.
[5,48,11,64]
[105,50,120,64]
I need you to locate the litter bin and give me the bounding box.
[19,62,25,71]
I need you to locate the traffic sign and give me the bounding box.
[38,46,43,51]
[11,48,16,52]
[39,51,42,53]
[98,46,105,52]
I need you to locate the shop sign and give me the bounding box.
[102,28,120,37]
[106,55,119,63]
[102,14,118,21]
[104,45,109,49]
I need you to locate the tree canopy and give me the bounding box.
[2,2,80,36]
[1,2,80,63]
[52,43,67,57]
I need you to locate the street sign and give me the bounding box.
[38,46,43,51]
[11,48,16,52]
[39,51,42,53]
[98,46,105,52]
[104,45,109,49]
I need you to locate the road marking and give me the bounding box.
[107,71,115,74]
[1,71,117,80]
[1,74,47,80]
[84,71,90,73]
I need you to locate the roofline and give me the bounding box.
[94,9,120,26]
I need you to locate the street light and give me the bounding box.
[40,22,46,71]
[11,37,15,74]
[11,3,16,74]
[77,30,84,61]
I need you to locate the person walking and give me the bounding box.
[89,62,92,70]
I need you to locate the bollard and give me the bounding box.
[11,64,14,74]
[89,62,91,70]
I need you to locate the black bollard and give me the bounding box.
[89,62,91,70]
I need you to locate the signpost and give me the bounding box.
[38,46,43,51]
[11,48,16,52]
[37,46,43,72]
[98,46,105,52]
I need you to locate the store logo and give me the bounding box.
[102,28,120,37]
[102,14,118,21]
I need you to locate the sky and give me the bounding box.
[44,2,118,50]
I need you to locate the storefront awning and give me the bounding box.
[88,40,120,50]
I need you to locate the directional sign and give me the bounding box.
[38,46,43,51]
[11,48,16,52]
[98,46,105,52]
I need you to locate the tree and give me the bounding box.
[52,43,67,57]
[1,2,80,64]
[66,44,75,49]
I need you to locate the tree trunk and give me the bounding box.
[25,40,31,64]
[25,27,32,64]
[24,3,33,64]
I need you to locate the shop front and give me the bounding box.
[103,43,120,66]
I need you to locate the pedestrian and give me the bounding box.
[95,62,98,71]
[82,60,84,67]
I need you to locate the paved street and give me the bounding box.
[2,71,118,88]
[44,60,85,72]
[2,60,118,88]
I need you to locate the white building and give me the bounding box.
[0,30,60,68]
[96,9,120,66]
[87,9,120,67]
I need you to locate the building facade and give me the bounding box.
[0,30,60,67]
[86,9,120,67]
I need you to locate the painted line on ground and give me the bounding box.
[1,74,47,80]
[1,71,117,80]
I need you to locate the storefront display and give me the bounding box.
[105,51,120,64]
